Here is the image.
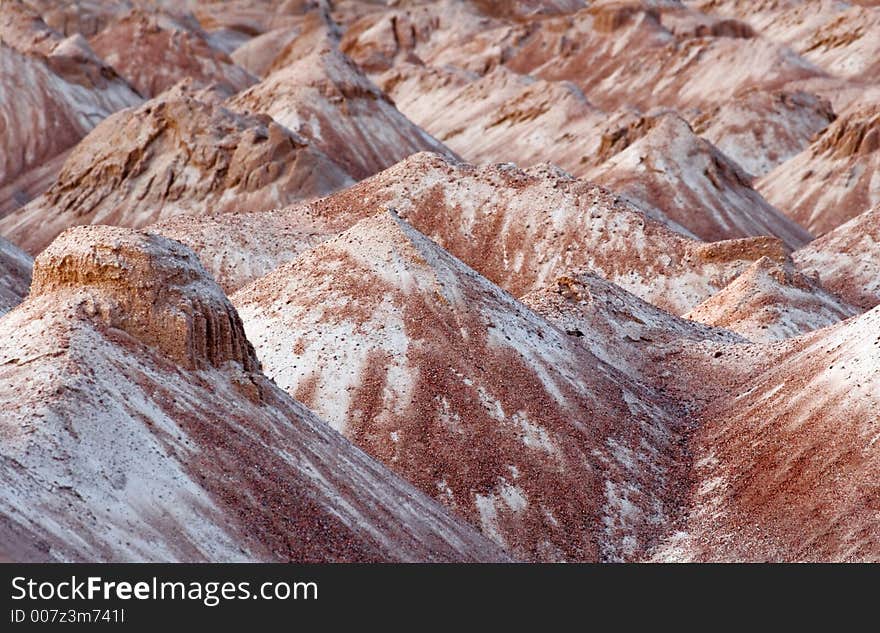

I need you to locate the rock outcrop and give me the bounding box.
[228,45,456,180]
[0,225,507,563]
[587,113,812,248]
[759,103,880,235]
[0,82,353,254]
[31,226,259,371]
[0,1,140,214]
[691,89,835,178]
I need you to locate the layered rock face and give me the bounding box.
[0,82,354,254]
[0,1,141,214]
[758,103,880,235]
[30,226,260,371]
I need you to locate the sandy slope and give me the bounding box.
[0,225,507,562]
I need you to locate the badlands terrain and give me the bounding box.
[0,0,878,562]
